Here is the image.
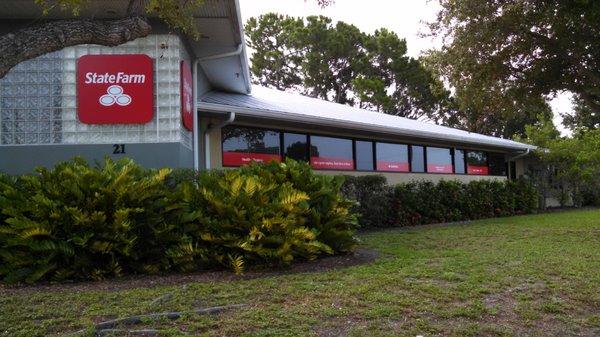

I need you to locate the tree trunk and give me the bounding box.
[0,16,152,78]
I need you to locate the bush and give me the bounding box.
[340,176,539,229]
[0,158,358,283]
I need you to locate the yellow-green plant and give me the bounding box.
[178,159,359,273]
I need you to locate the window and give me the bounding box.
[466,151,489,175]
[376,142,409,172]
[427,147,453,173]
[411,145,425,172]
[489,153,507,176]
[454,149,466,174]
[310,135,354,170]
[222,126,281,166]
[356,140,374,171]
[283,133,308,162]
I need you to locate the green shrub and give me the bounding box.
[0,158,185,283]
[340,176,539,228]
[0,158,358,283]
[341,175,395,228]
[176,160,359,273]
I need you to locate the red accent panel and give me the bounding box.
[180,60,194,131]
[310,157,354,170]
[77,54,154,124]
[377,161,409,172]
[427,164,454,173]
[467,165,489,175]
[222,151,281,166]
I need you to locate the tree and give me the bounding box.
[562,96,600,132]
[521,118,600,208]
[246,13,453,120]
[427,0,600,136]
[0,0,332,79]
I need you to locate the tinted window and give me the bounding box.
[411,145,425,172]
[284,133,308,162]
[356,140,374,171]
[310,135,354,170]
[376,142,409,172]
[427,147,453,173]
[454,149,466,174]
[489,153,507,176]
[222,126,281,166]
[466,151,488,175]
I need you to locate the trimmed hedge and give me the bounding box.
[342,175,539,228]
[0,158,358,283]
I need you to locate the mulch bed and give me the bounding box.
[0,248,379,295]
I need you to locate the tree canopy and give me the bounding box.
[246,13,454,121]
[427,0,599,137]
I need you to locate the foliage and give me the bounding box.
[341,175,538,228]
[522,121,600,207]
[562,95,600,132]
[427,0,599,137]
[177,159,358,271]
[0,158,357,283]
[0,158,183,283]
[246,13,453,121]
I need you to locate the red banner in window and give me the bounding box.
[310,157,354,170]
[222,152,281,166]
[377,161,409,172]
[467,165,489,175]
[427,164,454,173]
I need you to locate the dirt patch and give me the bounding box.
[0,248,379,296]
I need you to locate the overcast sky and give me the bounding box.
[239,0,572,134]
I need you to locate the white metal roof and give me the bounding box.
[200,86,535,152]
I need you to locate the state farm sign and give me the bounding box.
[180,60,194,131]
[77,54,154,124]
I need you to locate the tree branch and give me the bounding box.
[0,16,152,78]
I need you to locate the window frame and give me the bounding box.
[425,146,454,174]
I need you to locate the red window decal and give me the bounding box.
[467,165,489,175]
[427,164,454,173]
[180,60,194,131]
[310,157,354,170]
[77,54,154,124]
[222,152,281,166]
[377,161,409,172]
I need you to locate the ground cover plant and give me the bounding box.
[0,158,358,283]
[1,209,598,336]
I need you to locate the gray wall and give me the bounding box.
[0,142,193,174]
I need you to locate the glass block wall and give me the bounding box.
[0,34,192,150]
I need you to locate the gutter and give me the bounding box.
[204,111,236,169]
[508,148,531,161]
[197,43,251,94]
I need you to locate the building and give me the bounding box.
[0,0,534,185]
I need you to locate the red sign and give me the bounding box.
[310,157,354,170]
[377,161,409,172]
[467,165,489,175]
[223,152,281,166]
[180,60,194,131]
[427,164,454,173]
[77,54,153,124]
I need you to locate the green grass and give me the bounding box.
[2,209,600,336]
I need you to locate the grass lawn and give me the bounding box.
[1,209,599,337]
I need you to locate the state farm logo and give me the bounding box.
[77,54,154,125]
[99,85,132,106]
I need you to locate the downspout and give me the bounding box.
[204,111,235,170]
[193,43,245,170]
[193,59,200,170]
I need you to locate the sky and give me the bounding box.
[239,0,572,135]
